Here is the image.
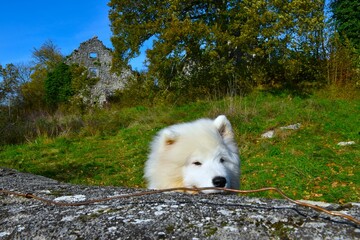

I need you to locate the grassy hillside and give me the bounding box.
[0,90,359,203]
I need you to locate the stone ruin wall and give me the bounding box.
[66,36,132,105]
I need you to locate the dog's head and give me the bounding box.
[160,115,240,193]
[182,149,238,193]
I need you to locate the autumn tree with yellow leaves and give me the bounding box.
[109,0,327,97]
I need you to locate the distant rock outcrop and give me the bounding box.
[66,36,132,105]
[1,168,359,239]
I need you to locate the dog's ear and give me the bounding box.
[162,128,179,145]
[213,115,234,140]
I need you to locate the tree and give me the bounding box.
[21,41,64,110]
[69,63,100,109]
[44,63,73,107]
[32,40,64,69]
[330,0,360,50]
[109,0,326,97]
[0,62,34,122]
[328,1,360,86]
[0,64,24,105]
[21,67,47,110]
[44,63,98,109]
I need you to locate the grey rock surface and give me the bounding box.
[337,141,356,146]
[1,168,359,239]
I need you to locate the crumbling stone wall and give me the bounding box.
[66,36,132,105]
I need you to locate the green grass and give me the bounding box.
[0,90,359,203]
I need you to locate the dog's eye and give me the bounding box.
[220,158,225,163]
[193,161,202,166]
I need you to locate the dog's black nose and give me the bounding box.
[212,176,227,188]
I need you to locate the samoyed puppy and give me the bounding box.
[144,115,240,193]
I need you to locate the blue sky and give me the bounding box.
[0,0,146,71]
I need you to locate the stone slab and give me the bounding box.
[1,168,359,239]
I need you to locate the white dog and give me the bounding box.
[144,115,240,193]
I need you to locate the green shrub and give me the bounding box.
[45,63,74,107]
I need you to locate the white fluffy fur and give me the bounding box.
[144,115,240,193]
